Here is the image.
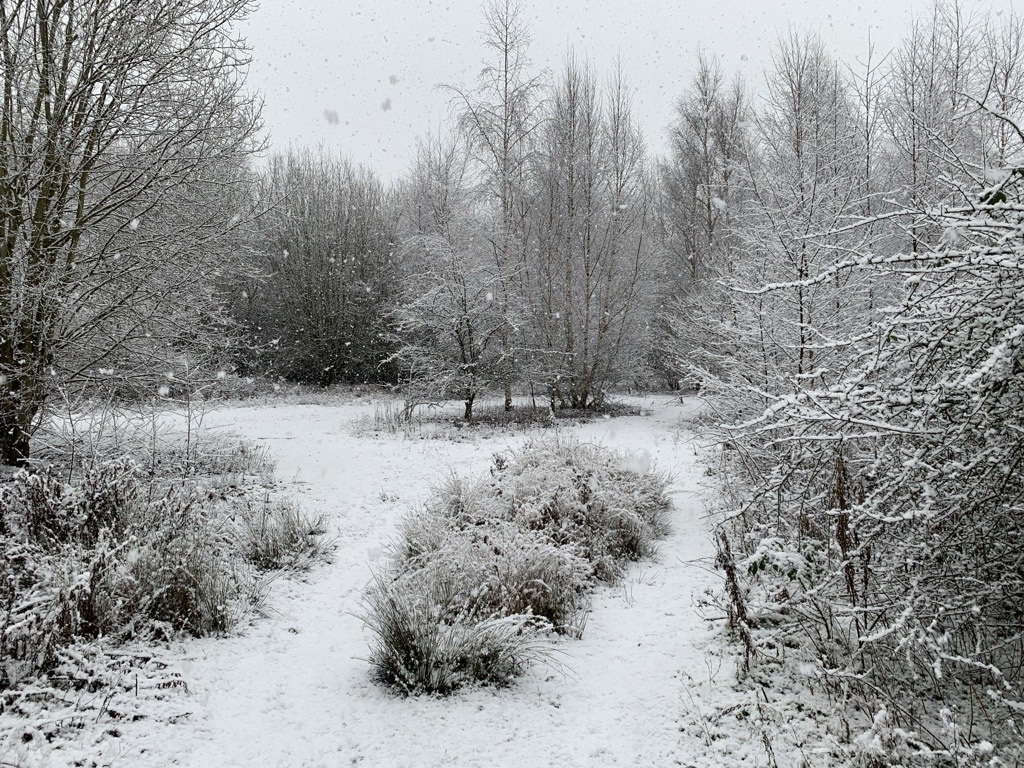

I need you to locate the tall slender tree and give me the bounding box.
[446,0,543,410]
[526,55,654,408]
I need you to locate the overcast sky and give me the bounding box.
[236,0,1015,180]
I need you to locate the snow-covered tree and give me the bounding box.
[238,150,398,385]
[697,31,879,430]
[657,53,749,387]
[525,56,655,409]
[0,0,261,465]
[445,0,544,410]
[390,135,503,419]
[710,12,1024,752]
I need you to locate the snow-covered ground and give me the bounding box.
[11,394,759,768]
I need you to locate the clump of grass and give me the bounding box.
[364,435,671,695]
[236,497,331,571]
[395,520,591,633]
[0,454,322,693]
[365,574,556,695]
[499,437,672,581]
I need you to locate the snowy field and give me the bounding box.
[6,394,774,768]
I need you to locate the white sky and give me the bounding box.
[237,0,1015,180]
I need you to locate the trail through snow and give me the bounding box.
[108,395,722,767]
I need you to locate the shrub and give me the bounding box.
[364,435,671,695]
[236,497,330,571]
[120,486,261,638]
[496,437,672,580]
[0,455,319,693]
[397,521,591,632]
[1,458,139,549]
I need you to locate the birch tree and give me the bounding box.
[526,56,654,409]
[446,0,543,410]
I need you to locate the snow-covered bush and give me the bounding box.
[709,107,1024,760]
[395,518,591,633]
[0,456,324,692]
[236,497,330,571]
[0,465,235,685]
[496,437,672,581]
[365,436,671,694]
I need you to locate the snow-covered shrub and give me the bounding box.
[707,108,1024,761]
[236,497,330,571]
[399,521,590,632]
[496,437,672,581]
[365,572,550,695]
[1,458,139,548]
[0,456,322,693]
[120,485,259,637]
[365,436,671,694]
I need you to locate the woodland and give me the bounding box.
[1,0,1023,764]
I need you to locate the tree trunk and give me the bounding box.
[464,395,475,421]
[0,416,31,467]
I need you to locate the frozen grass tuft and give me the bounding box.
[365,573,557,695]
[498,436,672,581]
[364,435,671,695]
[236,496,332,571]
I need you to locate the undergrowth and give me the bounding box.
[0,428,328,751]
[357,397,645,440]
[364,435,672,695]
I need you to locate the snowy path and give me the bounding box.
[119,396,719,768]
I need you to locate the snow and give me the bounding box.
[9,395,759,768]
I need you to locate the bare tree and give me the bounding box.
[0,0,261,465]
[526,55,654,409]
[445,0,544,410]
[721,30,868,410]
[884,0,984,250]
[657,53,749,386]
[391,133,503,420]
[661,52,747,292]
